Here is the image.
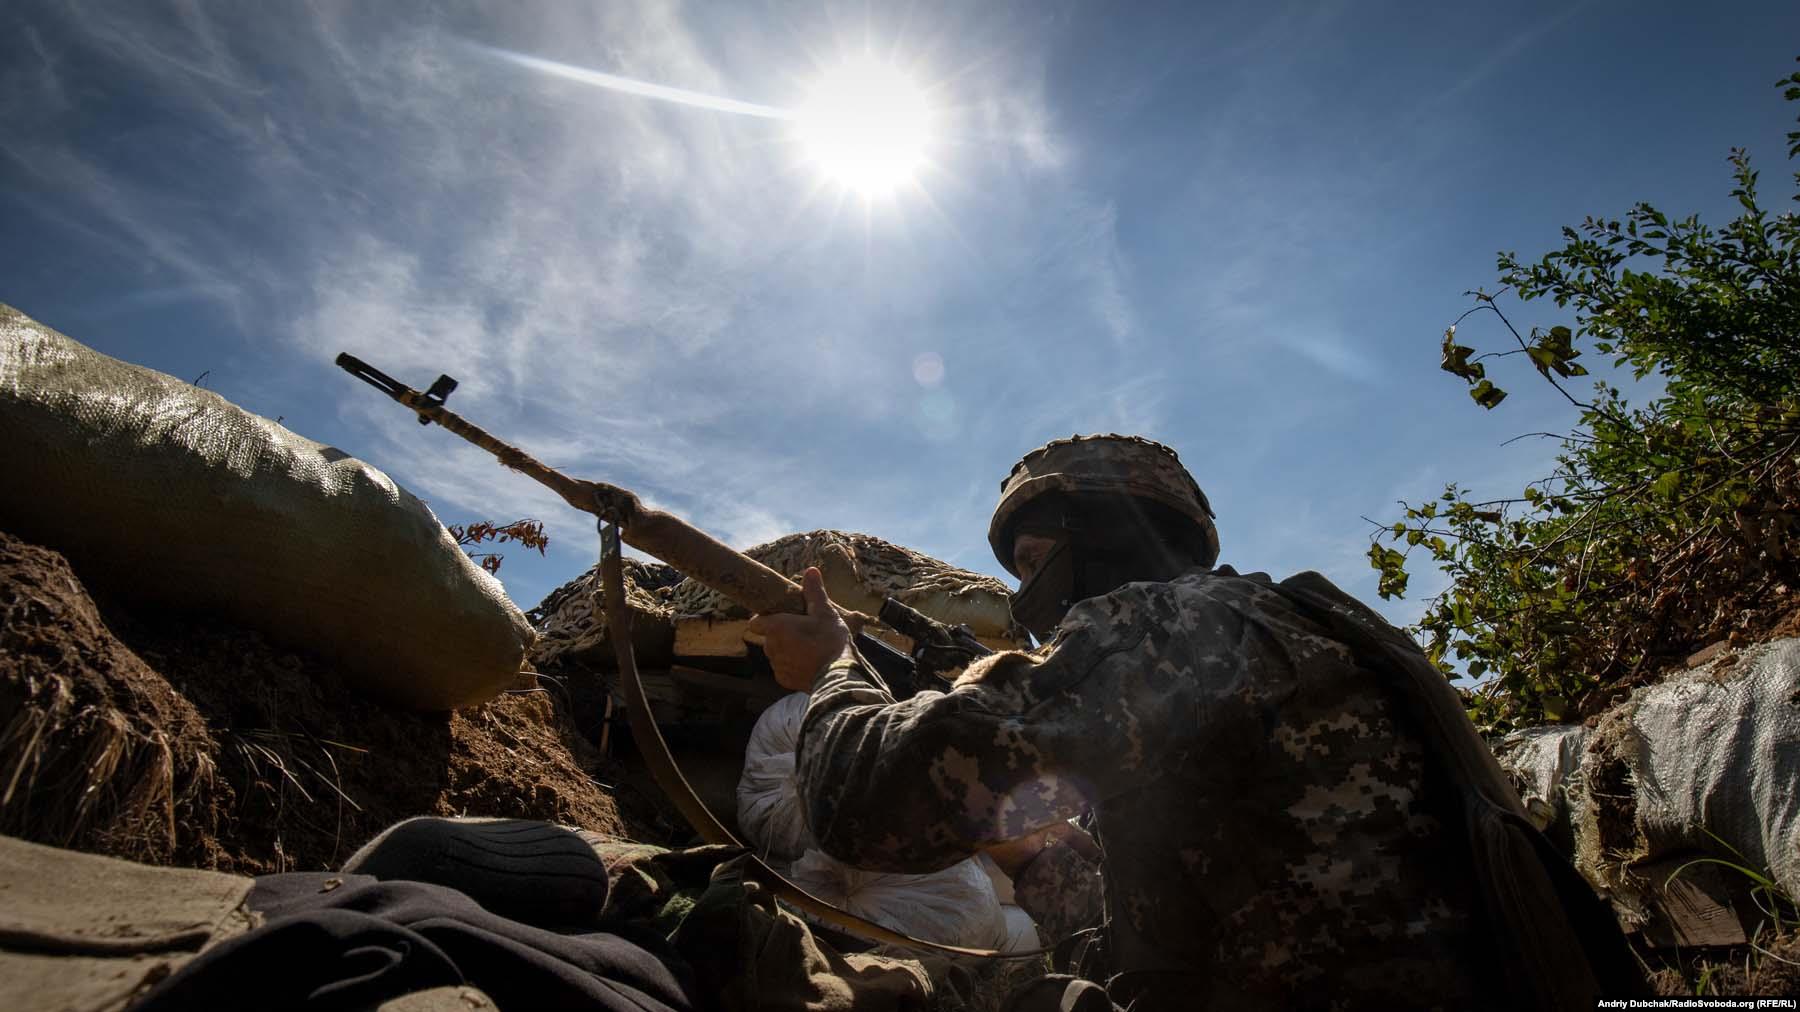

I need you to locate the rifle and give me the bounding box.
[336,353,1052,959]
[333,354,990,693]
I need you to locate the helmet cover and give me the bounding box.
[988,434,1218,578]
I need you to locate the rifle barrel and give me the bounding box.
[336,353,807,616]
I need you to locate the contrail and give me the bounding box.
[475,45,795,121]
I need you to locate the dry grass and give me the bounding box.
[0,674,188,861]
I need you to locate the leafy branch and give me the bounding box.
[1373,59,1800,731]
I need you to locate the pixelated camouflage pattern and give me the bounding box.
[797,566,1492,1011]
[986,434,1220,576]
[1007,838,1103,947]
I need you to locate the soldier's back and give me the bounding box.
[1088,569,1494,1011]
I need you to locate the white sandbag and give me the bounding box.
[1576,638,1800,902]
[787,848,1010,950]
[1492,724,1588,837]
[0,304,533,710]
[736,692,813,862]
[1000,904,1040,953]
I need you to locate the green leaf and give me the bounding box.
[1367,543,1410,599]
[1439,330,1485,381]
[1653,471,1682,500]
[1469,380,1508,409]
[1541,695,1567,721]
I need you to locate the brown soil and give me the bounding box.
[1648,929,1800,997]
[0,529,643,874]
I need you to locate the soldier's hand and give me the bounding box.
[982,821,1100,877]
[746,567,852,692]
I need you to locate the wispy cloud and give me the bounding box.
[1423,1,1590,113]
[473,45,794,121]
[4,0,1628,617]
[1271,329,1382,385]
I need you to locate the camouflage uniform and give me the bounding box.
[795,565,1493,1011]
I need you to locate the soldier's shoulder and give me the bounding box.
[1164,565,1276,606]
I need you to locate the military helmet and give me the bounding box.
[988,433,1219,577]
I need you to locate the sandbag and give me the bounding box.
[787,848,1010,951]
[1492,724,1588,846]
[0,833,256,1012]
[1575,638,1800,905]
[0,304,533,710]
[737,692,815,863]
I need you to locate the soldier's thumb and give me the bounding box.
[801,566,832,615]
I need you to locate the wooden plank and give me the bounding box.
[1636,856,1748,948]
[674,617,753,658]
[675,616,924,658]
[673,614,1021,663]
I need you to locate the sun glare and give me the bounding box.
[796,57,934,197]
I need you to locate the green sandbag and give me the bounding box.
[0,303,533,710]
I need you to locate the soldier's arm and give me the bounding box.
[988,822,1105,942]
[794,580,1259,873]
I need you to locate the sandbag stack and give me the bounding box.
[0,303,533,710]
[1494,638,1800,937]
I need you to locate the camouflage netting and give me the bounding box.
[666,530,1026,646]
[528,558,684,672]
[529,530,1028,678]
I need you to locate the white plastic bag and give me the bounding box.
[736,692,813,862]
[975,851,1018,905]
[787,848,1010,950]
[0,304,533,710]
[1000,904,1041,953]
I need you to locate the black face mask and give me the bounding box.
[1010,539,1075,641]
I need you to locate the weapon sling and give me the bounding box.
[596,521,1045,957]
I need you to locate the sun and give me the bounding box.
[795,57,934,197]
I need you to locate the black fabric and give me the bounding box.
[134,872,697,1012]
[341,817,610,928]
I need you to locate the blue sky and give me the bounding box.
[4,1,1797,626]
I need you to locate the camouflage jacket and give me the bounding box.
[796,566,1493,1011]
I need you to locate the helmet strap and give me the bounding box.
[1010,539,1075,641]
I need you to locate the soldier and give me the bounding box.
[749,434,1640,1011]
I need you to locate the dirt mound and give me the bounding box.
[0,532,220,866]
[0,529,630,873]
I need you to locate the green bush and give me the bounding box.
[1372,60,1800,731]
